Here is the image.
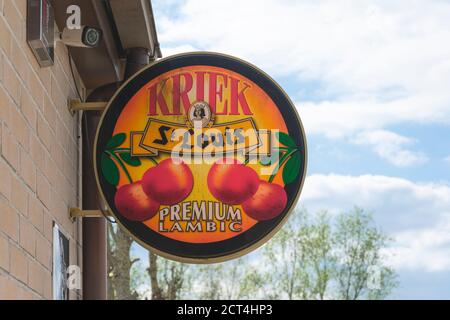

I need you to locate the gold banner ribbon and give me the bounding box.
[131,118,271,157]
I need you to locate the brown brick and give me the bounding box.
[0,16,11,54]
[36,233,51,270]
[0,49,3,82]
[11,176,28,216]
[1,124,20,170]
[29,133,44,169]
[3,0,23,43]
[60,111,75,140]
[28,259,45,295]
[0,274,16,299]
[0,2,83,298]
[20,148,36,190]
[19,217,36,255]
[37,114,53,152]
[50,142,64,173]
[0,234,10,271]
[10,245,27,283]
[43,93,57,132]
[36,171,51,209]
[60,64,78,101]
[30,292,41,300]
[21,288,36,300]
[56,120,70,151]
[48,190,61,221]
[43,211,53,242]
[43,269,52,299]
[10,38,28,84]
[2,58,21,104]
[44,152,59,188]
[28,195,44,233]
[50,75,67,112]
[0,199,19,241]
[10,105,29,150]
[37,66,51,93]
[14,0,27,19]
[20,88,37,130]
[62,154,76,186]
[0,84,11,123]
[2,125,19,171]
[53,59,72,99]
[28,71,44,110]
[0,159,12,200]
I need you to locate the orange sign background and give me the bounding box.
[113,65,288,243]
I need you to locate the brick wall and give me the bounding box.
[0,0,82,300]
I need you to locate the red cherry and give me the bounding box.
[142,158,194,205]
[114,182,160,221]
[207,158,259,205]
[242,181,288,221]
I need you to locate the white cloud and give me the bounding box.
[160,44,199,57]
[445,156,450,163]
[387,223,450,272]
[298,93,450,139]
[155,0,450,140]
[301,174,450,271]
[351,130,428,167]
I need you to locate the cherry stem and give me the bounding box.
[105,150,133,184]
[112,148,131,153]
[112,148,159,166]
[268,149,299,183]
[149,157,159,166]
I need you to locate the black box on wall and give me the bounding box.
[27,0,55,68]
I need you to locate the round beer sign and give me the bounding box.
[94,52,307,263]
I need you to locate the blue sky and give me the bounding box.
[148,0,450,299]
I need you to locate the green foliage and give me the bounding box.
[122,207,398,300]
[276,132,297,148]
[120,152,142,167]
[263,207,397,300]
[268,132,302,184]
[193,257,264,300]
[333,208,398,300]
[100,133,143,185]
[106,133,126,149]
[101,153,120,186]
[282,152,301,185]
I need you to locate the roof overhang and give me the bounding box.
[52,0,161,90]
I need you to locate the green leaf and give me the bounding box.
[106,133,126,150]
[276,132,297,148]
[101,153,120,186]
[282,152,301,185]
[120,152,141,167]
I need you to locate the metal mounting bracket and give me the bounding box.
[69,207,111,219]
[68,99,108,115]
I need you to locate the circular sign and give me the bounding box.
[94,52,307,263]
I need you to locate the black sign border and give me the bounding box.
[94,52,307,263]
